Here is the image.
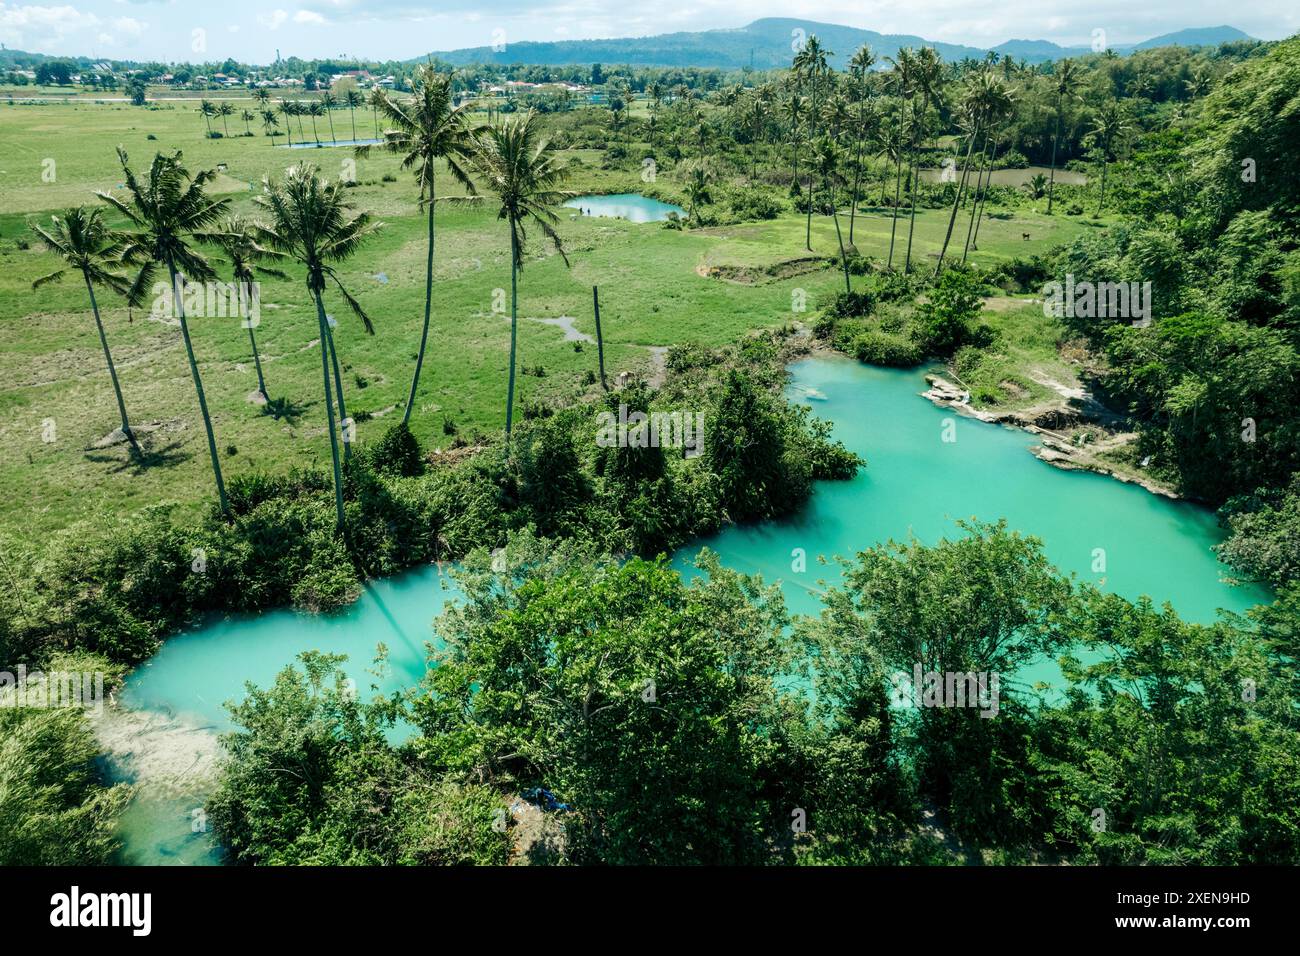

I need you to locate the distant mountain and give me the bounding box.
[1130,25,1254,50]
[426,17,1258,70]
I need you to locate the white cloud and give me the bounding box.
[256,8,288,30]
[0,4,149,50]
[293,9,327,25]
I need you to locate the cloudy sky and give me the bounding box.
[1,0,1295,63]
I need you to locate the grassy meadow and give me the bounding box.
[0,98,1096,538]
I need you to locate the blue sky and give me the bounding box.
[1,1,1295,63]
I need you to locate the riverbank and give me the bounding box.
[920,371,1180,499]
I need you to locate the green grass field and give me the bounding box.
[0,101,1098,537]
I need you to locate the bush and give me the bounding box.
[854,330,924,367]
[369,421,423,478]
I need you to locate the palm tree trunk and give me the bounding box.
[935,127,981,275]
[310,114,320,145]
[1046,102,1062,214]
[239,280,268,400]
[313,290,345,529]
[1098,159,1108,215]
[325,321,350,461]
[504,229,520,445]
[965,130,996,260]
[326,109,337,145]
[593,285,608,391]
[832,205,851,296]
[849,121,865,243]
[805,80,818,251]
[84,272,138,452]
[903,99,925,273]
[349,106,357,142]
[168,259,228,516]
[404,185,436,425]
[888,139,904,267]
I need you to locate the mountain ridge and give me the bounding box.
[424,18,1256,69]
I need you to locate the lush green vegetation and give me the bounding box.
[1,26,1297,866]
[209,523,1300,865]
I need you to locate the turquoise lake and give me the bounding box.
[114,355,1270,864]
[563,193,685,222]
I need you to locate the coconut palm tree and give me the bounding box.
[934,85,985,276]
[469,111,574,446]
[964,77,1016,261]
[262,109,280,145]
[367,86,384,138]
[252,88,271,110]
[847,44,877,244]
[30,207,140,453]
[198,98,215,136]
[218,101,234,137]
[903,45,944,272]
[240,109,255,136]
[306,100,324,145]
[684,162,713,219]
[884,49,917,267]
[793,35,831,251]
[784,92,807,196]
[253,164,381,528]
[344,88,364,142]
[360,65,480,426]
[647,80,664,149]
[812,137,853,296]
[1046,58,1078,215]
[99,149,232,515]
[1087,102,1130,216]
[320,91,339,143]
[277,99,296,146]
[210,216,288,403]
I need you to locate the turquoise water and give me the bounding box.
[279,137,383,149]
[114,355,1268,863]
[564,193,685,222]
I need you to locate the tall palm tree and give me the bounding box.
[884,49,917,268]
[254,164,381,528]
[211,216,288,402]
[240,109,255,136]
[934,84,985,275]
[30,207,140,452]
[100,149,232,515]
[1087,102,1130,216]
[1045,59,1078,215]
[903,46,944,272]
[367,86,384,138]
[469,111,574,446]
[262,109,280,145]
[646,80,664,149]
[218,101,234,137]
[360,65,479,426]
[684,162,713,219]
[964,78,1016,261]
[198,98,215,136]
[793,35,831,251]
[252,88,271,110]
[277,99,296,146]
[344,88,364,142]
[306,100,324,145]
[813,136,852,295]
[320,91,339,144]
[785,92,807,196]
[847,45,876,244]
